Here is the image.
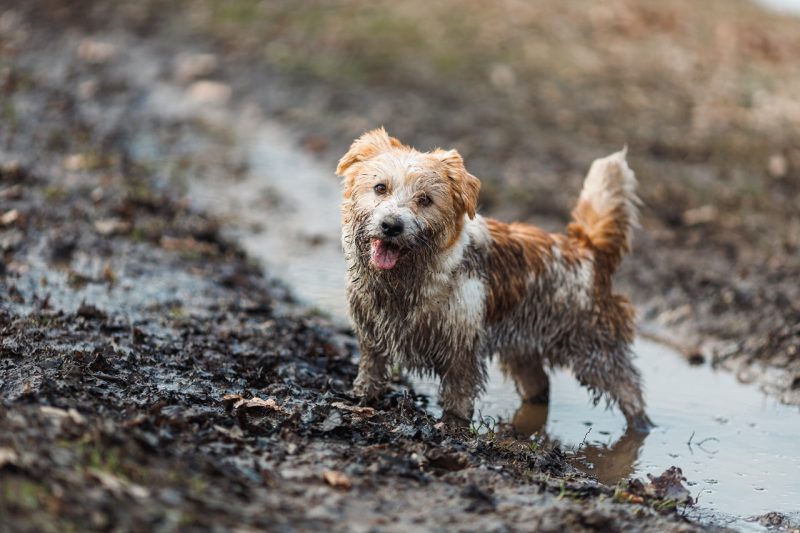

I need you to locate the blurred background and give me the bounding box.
[4,0,798,395]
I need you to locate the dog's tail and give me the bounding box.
[568,148,639,271]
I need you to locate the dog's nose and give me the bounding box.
[380,217,404,237]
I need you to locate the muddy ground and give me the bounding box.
[0,1,798,531]
[165,0,800,403]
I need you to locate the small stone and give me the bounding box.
[78,39,116,63]
[94,218,132,236]
[187,80,231,105]
[63,153,90,171]
[174,53,218,82]
[91,187,104,203]
[489,63,516,90]
[767,154,788,178]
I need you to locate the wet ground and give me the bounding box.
[182,86,800,530]
[1,1,799,531]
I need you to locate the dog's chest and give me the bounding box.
[348,274,486,367]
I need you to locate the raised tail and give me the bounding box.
[568,148,639,271]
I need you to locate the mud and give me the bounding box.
[170,0,800,407]
[0,3,719,532]
[1,1,798,531]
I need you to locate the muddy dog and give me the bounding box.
[338,128,652,431]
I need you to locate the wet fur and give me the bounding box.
[338,128,651,431]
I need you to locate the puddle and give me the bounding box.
[415,340,800,530]
[755,0,800,15]
[187,121,349,322]
[156,103,799,529]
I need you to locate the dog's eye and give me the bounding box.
[418,194,432,207]
[374,183,387,195]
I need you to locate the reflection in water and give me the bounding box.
[574,427,647,484]
[512,401,647,484]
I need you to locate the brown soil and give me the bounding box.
[1,0,797,531]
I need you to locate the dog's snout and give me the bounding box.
[380,217,404,237]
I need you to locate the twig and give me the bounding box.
[577,427,592,451]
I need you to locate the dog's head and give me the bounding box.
[337,128,480,271]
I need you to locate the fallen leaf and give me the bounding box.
[319,411,343,432]
[89,469,150,499]
[426,448,469,471]
[94,218,132,236]
[222,393,244,411]
[331,401,376,417]
[224,395,286,417]
[0,447,19,468]
[323,470,352,490]
[626,466,693,506]
[681,205,717,227]
[0,185,22,200]
[160,236,215,255]
[0,209,20,226]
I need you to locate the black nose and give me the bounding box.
[381,217,404,237]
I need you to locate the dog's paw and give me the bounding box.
[351,381,384,406]
[440,411,471,429]
[627,413,655,433]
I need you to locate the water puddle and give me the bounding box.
[755,0,800,15]
[156,102,799,529]
[187,121,349,322]
[415,340,800,530]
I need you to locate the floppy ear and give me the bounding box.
[436,149,481,219]
[336,127,402,176]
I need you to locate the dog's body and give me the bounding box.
[338,129,651,431]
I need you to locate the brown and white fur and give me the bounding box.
[338,128,652,432]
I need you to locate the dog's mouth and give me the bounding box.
[370,239,401,270]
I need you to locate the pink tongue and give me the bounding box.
[371,239,399,270]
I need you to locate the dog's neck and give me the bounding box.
[343,215,488,304]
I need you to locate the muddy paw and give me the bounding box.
[627,413,655,433]
[351,382,384,406]
[440,411,471,429]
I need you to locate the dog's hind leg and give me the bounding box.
[500,354,550,405]
[572,344,653,433]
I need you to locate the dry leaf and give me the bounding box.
[94,218,132,236]
[323,470,352,490]
[331,401,376,417]
[0,447,19,468]
[1,209,20,226]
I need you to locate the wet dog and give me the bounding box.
[338,128,652,431]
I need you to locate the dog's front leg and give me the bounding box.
[438,357,485,427]
[352,344,388,404]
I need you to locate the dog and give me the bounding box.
[338,128,652,432]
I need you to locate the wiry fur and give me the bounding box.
[338,129,652,431]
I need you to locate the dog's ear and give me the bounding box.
[336,128,402,176]
[436,149,480,219]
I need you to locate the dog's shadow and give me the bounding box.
[511,402,648,484]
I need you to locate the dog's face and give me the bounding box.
[337,128,480,271]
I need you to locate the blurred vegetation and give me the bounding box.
[179,0,800,244]
[68,0,800,249]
